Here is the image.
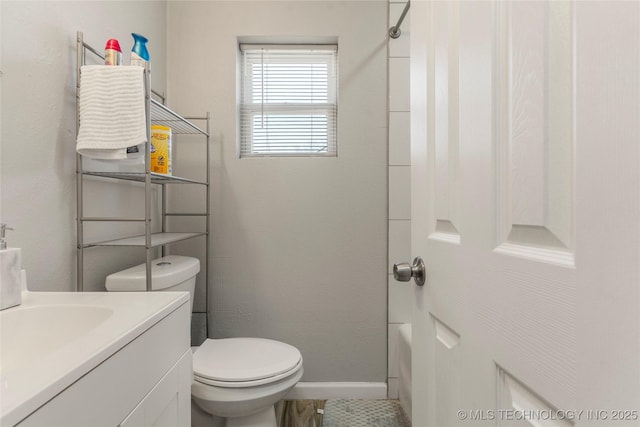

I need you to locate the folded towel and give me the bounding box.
[76,65,147,160]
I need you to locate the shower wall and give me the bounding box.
[387,0,412,399]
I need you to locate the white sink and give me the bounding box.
[0,290,189,426]
[0,305,113,373]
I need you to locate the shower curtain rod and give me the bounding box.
[389,0,410,39]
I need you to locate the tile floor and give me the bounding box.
[275,399,411,427]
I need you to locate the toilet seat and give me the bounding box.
[193,338,303,389]
[194,358,303,388]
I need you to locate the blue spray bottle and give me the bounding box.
[130,33,150,67]
[127,33,150,157]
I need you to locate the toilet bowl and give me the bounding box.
[105,256,304,427]
[191,338,303,427]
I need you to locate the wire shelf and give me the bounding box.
[83,171,208,185]
[84,232,206,248]
[151,99,208,135]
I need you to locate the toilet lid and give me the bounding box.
[193,338,302,383]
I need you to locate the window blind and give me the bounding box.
[240,44,338,157]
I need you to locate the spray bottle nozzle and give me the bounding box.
[131,33,150,61]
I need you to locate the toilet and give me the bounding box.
[105,255,304,427]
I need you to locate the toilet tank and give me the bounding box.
[105,255,200,311]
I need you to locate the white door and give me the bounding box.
[406,1,640,426]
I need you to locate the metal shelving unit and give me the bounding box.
[75,32,210,328]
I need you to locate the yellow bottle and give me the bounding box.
[150,125,172,175]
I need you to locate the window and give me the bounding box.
[239,44,338,157]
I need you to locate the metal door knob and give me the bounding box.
[393,256,426,286]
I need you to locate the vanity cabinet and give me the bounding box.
[17,302,191,427]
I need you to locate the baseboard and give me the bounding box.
[284,382,388,400]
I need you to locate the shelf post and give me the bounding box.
[205,112,211,338]
[76,31,85,292]
[144,63,153,292]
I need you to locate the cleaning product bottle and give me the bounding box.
[130,33,150,67]
[126,34,150,159]
[0,224,22,310]
[150,125,172,175]
[104,39,122,65]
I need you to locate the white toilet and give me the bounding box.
[105,255,304,427]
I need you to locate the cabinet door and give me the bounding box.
[120,350,192,427]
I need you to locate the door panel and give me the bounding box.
[495,1,575,265]
[433,316,462,427]
[432,0,461,242]
[497,368,574,427]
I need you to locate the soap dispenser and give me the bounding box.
[0,224,22,310]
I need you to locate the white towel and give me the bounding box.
[76,65,147,160]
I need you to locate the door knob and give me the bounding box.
[393,256,426,286]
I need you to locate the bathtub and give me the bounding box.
[398,323,412,420]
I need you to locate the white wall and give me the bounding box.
[1,1,168,291]
[167,1,388,382]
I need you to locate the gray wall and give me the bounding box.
[167,1,388,382]
[1,1,168,291]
